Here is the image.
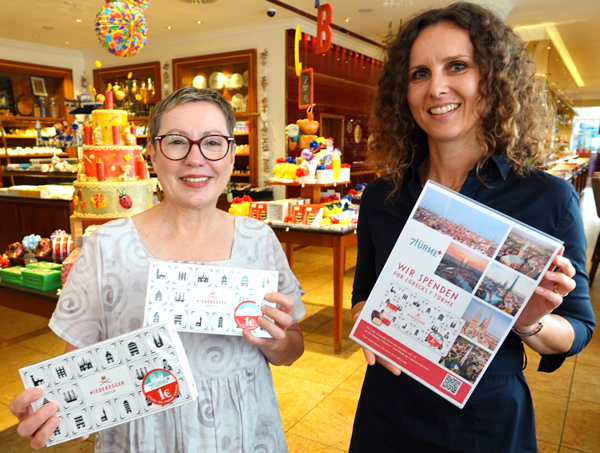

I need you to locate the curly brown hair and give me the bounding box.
[368,1,552,193]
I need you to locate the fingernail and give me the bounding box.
[44,403,56,415]
[547,271,555,278]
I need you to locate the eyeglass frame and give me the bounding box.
[153,134,236,161]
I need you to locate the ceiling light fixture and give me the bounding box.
[166,26,172,30]
[196,21,202,24]
[76,19,82,23]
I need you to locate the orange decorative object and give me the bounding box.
[315,3,333,54]
[91,193,108,209]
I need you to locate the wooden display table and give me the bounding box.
[69,215,119,247]
[270,225,357,353]
[0,281,59,318]
[268,181,349,204]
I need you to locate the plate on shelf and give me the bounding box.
[17,95,33,116]
[192,75,207,89]
[209,72,225,90]
[226,73,243,90]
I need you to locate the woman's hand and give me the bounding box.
[242,292,304,366]
[9,342,87,450]
[514,247,575,332]
[352,301,402,376]
[512,247,576,354]
[9,387,60,449]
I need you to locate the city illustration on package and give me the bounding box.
[144,260,279,338]
[19,323,198,447]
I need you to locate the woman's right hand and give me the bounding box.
[9,387,60,449]
[352,301,402,376]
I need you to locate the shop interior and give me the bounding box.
[0,0,599,451]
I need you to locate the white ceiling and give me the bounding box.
[3,0,600,106]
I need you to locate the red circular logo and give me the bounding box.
[427,331,444,348]
[234,301,262,331]
[142,369,179,405]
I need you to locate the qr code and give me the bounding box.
[441,374,462,395]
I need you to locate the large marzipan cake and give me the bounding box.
[73,109,153,218]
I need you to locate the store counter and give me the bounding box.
[270,224,357,354]
[0,281,59,318]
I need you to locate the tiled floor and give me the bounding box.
[1,185,599,452]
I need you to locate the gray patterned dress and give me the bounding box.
[49,216,306,453]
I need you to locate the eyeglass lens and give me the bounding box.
[161,135,230,160]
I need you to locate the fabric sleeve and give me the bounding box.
[48,232,104,348]
[539,189,595,371]
[352,183,379,306]
[266,228,306,324]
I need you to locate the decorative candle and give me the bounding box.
[84,123,93,145]
[137,159,148,180]
[96,159,105,182]
[112,125,121,145]
[104,89,113,109]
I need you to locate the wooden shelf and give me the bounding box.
[1,171,76,178]
[2,153,68,158]
[0,116,67,123]
[234,132,249,136]
[268,180,350,204]
[235,153,250,157]
[231,172,250,177]
[268,181,350,188]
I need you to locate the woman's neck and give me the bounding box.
[420,140,485,191]
[133,201,235,262]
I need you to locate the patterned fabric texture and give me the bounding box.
[49,216,306,452]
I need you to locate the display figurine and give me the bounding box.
[34,120,43,146]
[93,125,103,145]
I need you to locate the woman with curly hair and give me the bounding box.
[350,2,594,451]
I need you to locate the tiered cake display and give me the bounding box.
[73,100,153,218]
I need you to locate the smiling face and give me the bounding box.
[407,22,482,149]
[148,101,234,211]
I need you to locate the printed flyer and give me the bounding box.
[349,181,563,408]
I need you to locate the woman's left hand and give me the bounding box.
[513,247,576,332]
[242,292,304,366]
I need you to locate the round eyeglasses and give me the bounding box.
[154,134,235,161]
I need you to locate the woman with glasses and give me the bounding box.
[10,87,306,452]
[350,2,594,452]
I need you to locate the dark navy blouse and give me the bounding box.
[350,154,595,452]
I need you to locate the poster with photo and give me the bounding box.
[350,181,562,408]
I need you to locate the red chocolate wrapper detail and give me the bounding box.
[61,247,80,287]
[96,161,106,181]
[104,90,113,110]
[112,125,121,145]
[137,160,147,180]
[84,125,93,145]
[52,235,73,263]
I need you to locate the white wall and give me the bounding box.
[0,37,86,97]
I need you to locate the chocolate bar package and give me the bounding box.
[19,323,198,446]
[144,260,279,338]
